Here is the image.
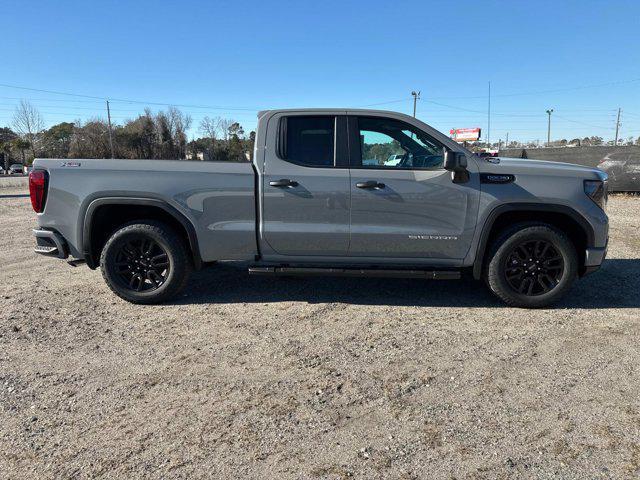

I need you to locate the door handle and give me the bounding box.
[356,180,385,189]
[269,179,299,187]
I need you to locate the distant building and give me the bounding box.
[185,151,205,161]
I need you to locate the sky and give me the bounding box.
[2,0,640,143]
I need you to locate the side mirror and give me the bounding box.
[443,150,468,172]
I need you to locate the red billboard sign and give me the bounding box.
[450,127,481,142]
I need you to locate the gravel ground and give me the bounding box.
[0,176,28,189]
[1,190,639,479]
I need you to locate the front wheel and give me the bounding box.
[485,224,578,308]
[100,221,192,304]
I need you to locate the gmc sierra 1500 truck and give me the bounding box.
[30,109,609,308]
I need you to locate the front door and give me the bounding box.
[348,115,480,260]
[261,114,351,256]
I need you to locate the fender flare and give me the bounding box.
[81,197,202,270]
[472,203,595,279]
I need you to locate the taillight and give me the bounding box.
[29,170,48,213]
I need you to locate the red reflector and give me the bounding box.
[29,170,47,213]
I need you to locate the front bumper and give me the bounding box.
[33,229,69,259]
[582,238,608,276]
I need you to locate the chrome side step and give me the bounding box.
[248,266,460,280]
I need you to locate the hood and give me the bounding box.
[480,156,606,180]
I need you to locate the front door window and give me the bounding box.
[356,116,445,170]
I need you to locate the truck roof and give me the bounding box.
[257,108,415,119]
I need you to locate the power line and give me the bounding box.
[0,81,634,122]
[3,77,638,112]
[0,83,636,141]
[0,102,616,118]
[357,98,409,107]
[553,114,615,130]
[0,83,260,111]
[429,77,640,100]
[0,95,106,104]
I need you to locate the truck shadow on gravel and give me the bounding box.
[174,258,640,309]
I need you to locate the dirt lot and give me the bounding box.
[1,190,639,479]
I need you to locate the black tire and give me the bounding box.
[100,221,192,304]
[485,223,578,308]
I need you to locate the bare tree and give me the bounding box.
[217,118,234,141]
[167,106,192,158]
[167,106,192,133]
[12,100,45,161]
[199,116,222,140]
[200,115,235,140]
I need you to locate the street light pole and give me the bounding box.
[411,91,421,117]
[487,81,491,149]
[546,109,554,146]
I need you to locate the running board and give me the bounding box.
[248,266,460,280]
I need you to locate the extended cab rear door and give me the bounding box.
[346,113,480,260]
[260,113,351,256]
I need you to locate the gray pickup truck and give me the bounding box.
[30,109,609,308]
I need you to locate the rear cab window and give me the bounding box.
[277,116,336,167]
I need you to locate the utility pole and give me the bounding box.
[487,81,491,148]
[546,109,554,146]
[614,108,622,145]
[411,91,421,117]
[106,100,115,159]
[505,132,509,147]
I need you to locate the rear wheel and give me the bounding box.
[485,224,578,308]
[100,221,191,304]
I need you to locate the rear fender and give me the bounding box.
[80,196,202,269]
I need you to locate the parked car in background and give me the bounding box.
[385,153,405,166]
[9,164,24,175]
[477,151,499,158]
[0,167,5,175]
[24,165,33,175]
[597,152,640,192]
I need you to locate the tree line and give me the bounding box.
[0,100,255,170]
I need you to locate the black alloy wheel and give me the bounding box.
[503,240,564,296]
[100,221,192,304]
[485,223,578,308]
[113,236,170,292]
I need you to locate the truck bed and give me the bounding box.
[33,158,257,262]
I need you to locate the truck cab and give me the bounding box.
[255,110,479,264]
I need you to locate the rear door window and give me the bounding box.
[279,116,335,167]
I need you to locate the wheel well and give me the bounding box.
[86,203,199,269]
[477,210,590,278]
